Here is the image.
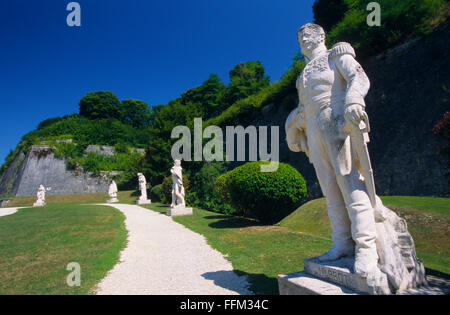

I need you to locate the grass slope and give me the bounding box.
[279,197,450,274]
[0,203,127,294]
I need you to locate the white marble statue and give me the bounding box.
[136,173,151,205]
[167,159,192,217]
[107,180,119,203]
[170,159,185,207]
[285,23,426,294]
[33,185,47,207]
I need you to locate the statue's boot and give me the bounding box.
[346,200,379,276]
[318,240,355,262]
[354,248,379,276]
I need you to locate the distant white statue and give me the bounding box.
[107,180,119,203]
[167,159,192,217]
[170,160,185,207]
[33,185,47,207]
[136,173,151,205]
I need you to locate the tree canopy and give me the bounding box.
[79,91,122,120]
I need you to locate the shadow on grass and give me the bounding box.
[201,270,279,295]
[208,217,263,229]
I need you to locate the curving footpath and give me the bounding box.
[0,207,22,217]
[95,204,252,295]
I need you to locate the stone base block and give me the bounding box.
[166,205,193,217]
[137,199,151,205]
[33,202,46,207]
[278,271,358,295]
[107,198,119,204]
[302,257,389,294]
[279,271,450,295]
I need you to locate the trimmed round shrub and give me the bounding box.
[215,161,307,224]
[150,184,164,202]
[161,175,190,204]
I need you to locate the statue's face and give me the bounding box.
[298,29,323,56]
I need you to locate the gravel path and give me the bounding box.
[0,207,22,217]
[95,204,252,295]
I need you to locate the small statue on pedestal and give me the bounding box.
[33,185,47,207]
[107,180,119,203]
[136,173,151,205]
[167,159,192,217]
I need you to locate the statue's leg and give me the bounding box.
[312,108,379,275]
[313,155,355,261]
[335,170,378,276]
[306,117,354,261]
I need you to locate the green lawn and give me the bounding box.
[0,194,447,295]
[0,203,127,294]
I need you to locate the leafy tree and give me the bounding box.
[120,99,152,127]
[219,61,270,109]
[79,91,122,120]
[180,74,225,118]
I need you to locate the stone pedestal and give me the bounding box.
[33,201,46,207]
[279,257,376,295]
[137,199,151,205]
[166,205,193,217]
[278,271,358,295]
[303,257,389,294]
[278,257,449,295]
[107,198,119,204]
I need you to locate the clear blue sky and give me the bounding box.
[0,0,315,164]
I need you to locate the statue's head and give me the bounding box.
[297,23,325,57]
[174,159,181,167]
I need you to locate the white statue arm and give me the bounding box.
[332,42,370,126]
[285,106,308,156]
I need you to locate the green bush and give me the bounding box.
[114,142,130,154]
[161,174,190,204]
[150,184,164,202]
[186,162,238,215]
[215,161,307,224]
[52,142,84,160]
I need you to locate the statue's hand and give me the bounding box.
[345,104,368,127]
